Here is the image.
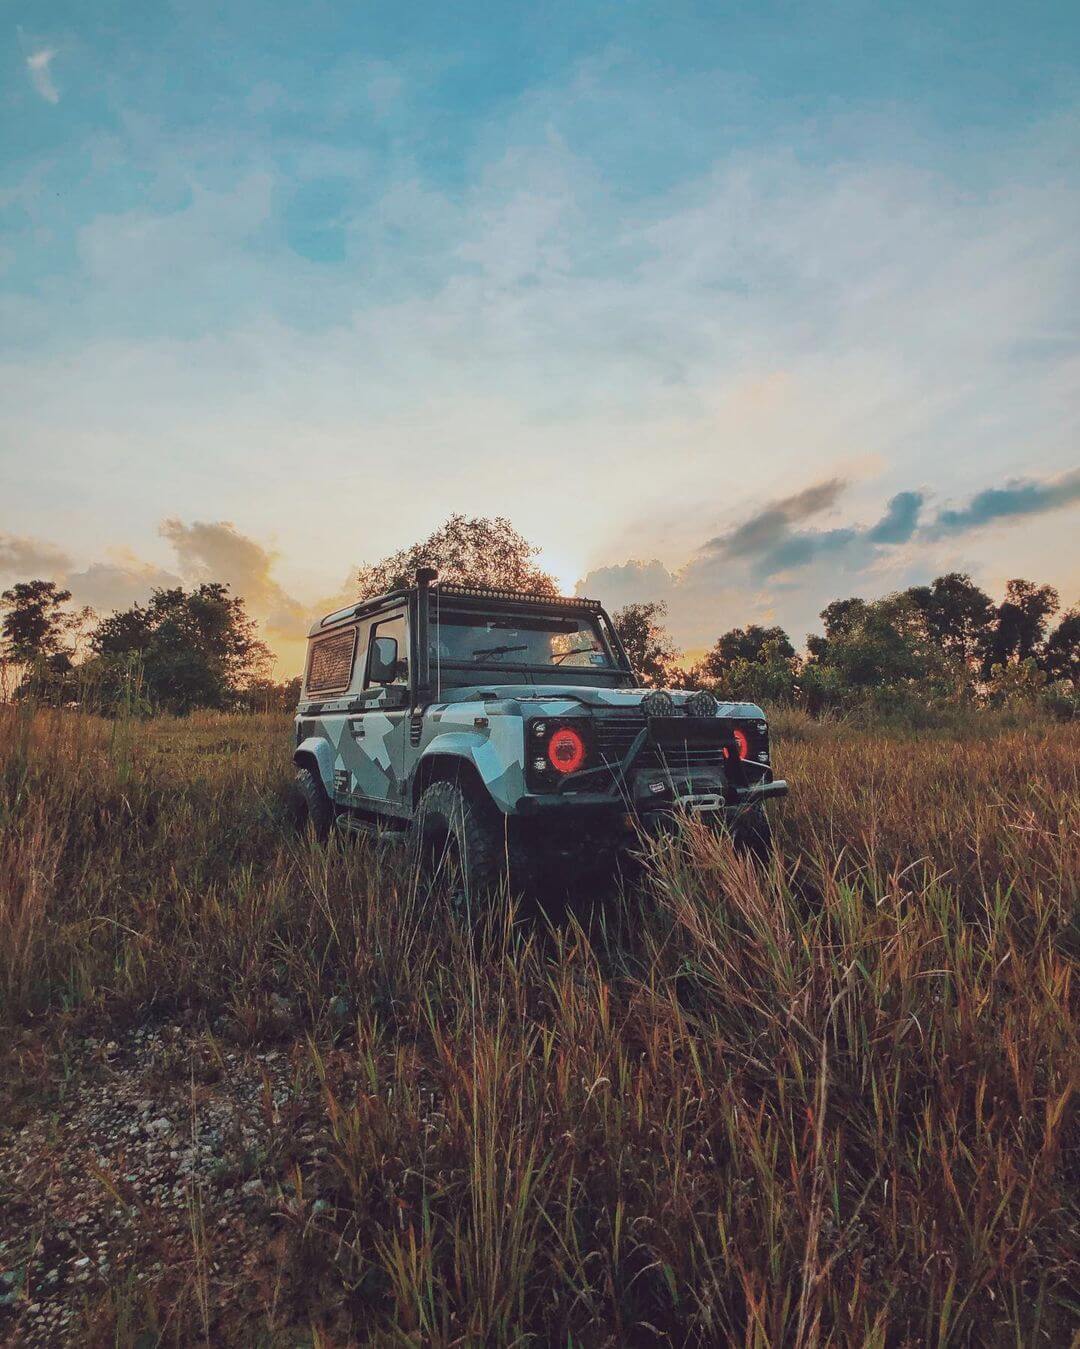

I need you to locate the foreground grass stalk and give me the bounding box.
[0,706,1076,1344]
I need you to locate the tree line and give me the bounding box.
[1,515,1076,717]
[618,574,1076,719]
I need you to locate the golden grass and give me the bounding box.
[0,703,1077,1344]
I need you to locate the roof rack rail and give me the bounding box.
[317,586,411,628]
[434,583,603,611]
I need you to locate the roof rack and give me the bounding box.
[313,580,605,634]
[434,582,603,612]
[316,586,411,630]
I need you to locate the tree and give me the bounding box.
[90,584,271,714]
[691,635,799,705]
[804,598,869,667]
[0,580,93,702]
[819,597,870,640]
[1,580,82,666]
[356,514,559,600]
[239,675,303,712]
[907,573,995,667]
[804,592,931,693]
[611,601,681,687]
[984,580,1059,674]
[1041,609,1079,685]
[697,624,795,681]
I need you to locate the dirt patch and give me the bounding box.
[0,1023,336,1346]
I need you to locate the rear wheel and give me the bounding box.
[289,765,335,842]
[409,780,504,912]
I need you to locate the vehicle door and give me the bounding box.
[340,610,410,809]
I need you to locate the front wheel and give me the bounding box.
[289,765,335,842]
[408,780,504,910]
[726,803,774,861]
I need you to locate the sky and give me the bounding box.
[2,1,1079,674]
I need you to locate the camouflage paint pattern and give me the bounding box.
[294,589,776,821]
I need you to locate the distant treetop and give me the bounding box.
[356,514,559,600]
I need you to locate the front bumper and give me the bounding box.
[514,776,788,817]
[515,713,787,819]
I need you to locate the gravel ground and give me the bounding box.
[0,1021,334,1346]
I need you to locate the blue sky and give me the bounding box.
[2,1,1078,669]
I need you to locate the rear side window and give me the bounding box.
[306,627,358,694]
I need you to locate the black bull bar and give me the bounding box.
[553,714,789,811]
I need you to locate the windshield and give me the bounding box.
[432,610,616,668]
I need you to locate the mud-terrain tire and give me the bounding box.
[290,765,335,842]
[409,780,505,909]
[729,803,773,861]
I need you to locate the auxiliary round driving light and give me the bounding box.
[641,690,675,719]
[685,690,717,717]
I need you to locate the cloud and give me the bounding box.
[702,479,847,561]
[929,468,1080,537]
[159,518,307,635]
[868,491,924,544]
[687,478,916,580]
[695,471,1074,583]
[577,558,677,608]
[65,553,183,612]
[0,532,73,578]
[26,48,59,104]
[0,533,182,611]
[2,58,1078,662]
[1,520,312,649]
[750,490,925,576]
[580,469,1079,652]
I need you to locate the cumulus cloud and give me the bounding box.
[26,48,59,103]
[159,518,308,635]
[1,534,182,613]
[1,520,313,653]
[0,532,73,579]
[65,552,183,612]
[577,558,677,608]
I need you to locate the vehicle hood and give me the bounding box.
[436,682,765,720]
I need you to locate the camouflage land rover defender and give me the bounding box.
[291,569,787,895]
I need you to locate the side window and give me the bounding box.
[306,626,358,694]
[366,614,409,687]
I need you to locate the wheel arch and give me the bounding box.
[412,751,489,809]
[293,736,335,794]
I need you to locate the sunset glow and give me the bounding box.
[2,3,1077,675]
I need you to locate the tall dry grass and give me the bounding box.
[0,701,1077,1344]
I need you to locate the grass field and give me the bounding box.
[0,705,1077,1346]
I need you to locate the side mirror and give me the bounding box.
[369,635,400,684]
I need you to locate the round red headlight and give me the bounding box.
[733,727,749,759]
[547,726,586,775]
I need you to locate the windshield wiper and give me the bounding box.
[552,645,601,665]
[471,643,530,660]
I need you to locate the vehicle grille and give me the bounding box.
[593,714,648,762]
[593,712,767,777]
[594,713,730,776]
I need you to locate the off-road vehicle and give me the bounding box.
[291,569,787,895]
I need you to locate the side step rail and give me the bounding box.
[335,814,408,842]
